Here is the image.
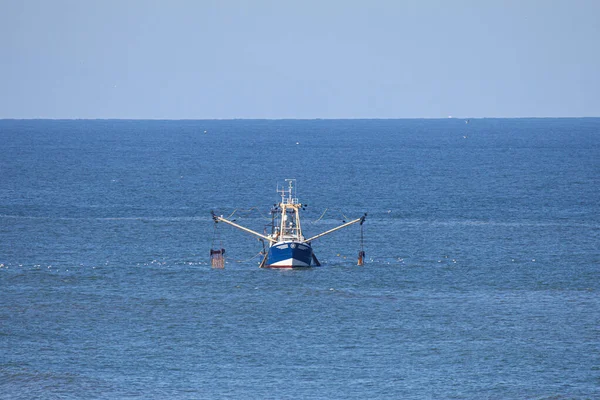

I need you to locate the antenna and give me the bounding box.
[279,179,297,205]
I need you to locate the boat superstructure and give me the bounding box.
[211,179,366,268]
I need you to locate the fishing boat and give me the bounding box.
[211,179,366,268]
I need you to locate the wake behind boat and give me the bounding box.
[211,179,366,268]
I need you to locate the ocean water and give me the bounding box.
[1,118,599,399]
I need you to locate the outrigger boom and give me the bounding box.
[302,215,366,243]
[210,179,366,268]
[211,212,277,243]
[212,212,366,244]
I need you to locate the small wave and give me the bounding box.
[370,217,600,229]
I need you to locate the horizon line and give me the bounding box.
[1,116,599,121]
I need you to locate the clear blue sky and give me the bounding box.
[1,0,599,119]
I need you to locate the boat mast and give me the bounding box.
[278,179,304,241]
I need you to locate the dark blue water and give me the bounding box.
[1,119,599,399]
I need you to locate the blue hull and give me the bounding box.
[266,241,314,268]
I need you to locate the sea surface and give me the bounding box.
[1,118,599,399]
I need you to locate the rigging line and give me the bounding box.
[312,208,329,223]
[226,207,255,219]
[226,207,272,220]
[360,220,365,251]
[235,207,260,215]
[226,209,238,219]
[310,208,350,223]
[333,208,350,221]
[234,251,265,263]
[331,208,350,221]
[211,221,222,249]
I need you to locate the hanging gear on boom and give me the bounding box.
[210,212,225,268]
[357,213,366,266]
